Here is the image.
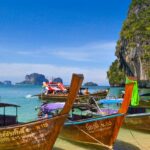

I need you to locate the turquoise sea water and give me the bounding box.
[0,85,109,122]
[0,85,42,122]
[0,85,150,150]
[0,85,149,123]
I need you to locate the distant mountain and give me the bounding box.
[3,81,12,85]
[52,77,63,83]
[0,81,3,85]
[0,81,12,85]
[84,82,98,86]
[17,73,48,85]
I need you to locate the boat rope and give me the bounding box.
[74,125,113,150]
[89,97,104,115]
[124,121,148,150]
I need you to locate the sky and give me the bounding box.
[0,0,131,85]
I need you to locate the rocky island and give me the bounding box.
[107,0,150,88]
[0,81,12,86]
[16,73,64,85]
[52,77,63,83]
[84,82,98,86]
[17,73,48,85]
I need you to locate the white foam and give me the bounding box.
[25,94,35,99]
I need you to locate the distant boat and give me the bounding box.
[36,90,108,102]
[0,74,83,150]
[35,80,108,102]
[39,79,135,149]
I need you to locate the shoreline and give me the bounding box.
[54,128,150,150]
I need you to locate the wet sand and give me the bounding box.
[53,128,150,150]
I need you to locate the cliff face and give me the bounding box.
[84,82,98,86]
[0,81,12,85]
[52,78,63,83]
[107,60,125,86]
[108,0,150,87]
[18,73,48,85]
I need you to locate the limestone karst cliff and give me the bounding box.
[17,73,64,85]
[18,73,48,85]
[108,0,150,87]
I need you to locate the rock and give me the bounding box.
[107,0,150,87]
[3,81,12,85]
[52,77,63,83]
[0,81,3,85]
[18,73,48,85]
[84,82,98,86]
[0,81,12,86]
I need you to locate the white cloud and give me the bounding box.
[0,63,108,85]
[49,41,116,62]
[0,41,115,85]
[8,41,116,63]
[52,51,91,61]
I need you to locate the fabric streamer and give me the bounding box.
[125,77,139,106]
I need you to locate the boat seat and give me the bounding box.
[72,103,97,112]
[0,115,17,126]
[128,107,146,114]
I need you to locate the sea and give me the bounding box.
[0,85,150,150]
[0,85,110,122]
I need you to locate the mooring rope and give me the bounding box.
[74,125,113,150]
[124,121,148,150]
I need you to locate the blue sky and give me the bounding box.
[0,0,131,84]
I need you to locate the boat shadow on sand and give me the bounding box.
[53,147,65,150]
[53,139,140,150]
[114,140,141,150]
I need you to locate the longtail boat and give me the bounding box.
[139,100,150,107]
[40,77,136,149]
[0,74,83,150]
[99,99,150,132]
[124,106,150,131]
[37,90,107,102]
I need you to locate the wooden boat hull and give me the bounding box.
[37,91,107,102]
[60,114,125,149]
[0,115,68,150]
[139,100,150,107]
[124,113,150,131]
[38,94,69,102]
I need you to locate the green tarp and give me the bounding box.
[126,77,139,106]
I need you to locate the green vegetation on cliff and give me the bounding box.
[107,60,125,86]
[120,0,150,41]
[108,0,150,86]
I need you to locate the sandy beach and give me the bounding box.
[54,128,150,150]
